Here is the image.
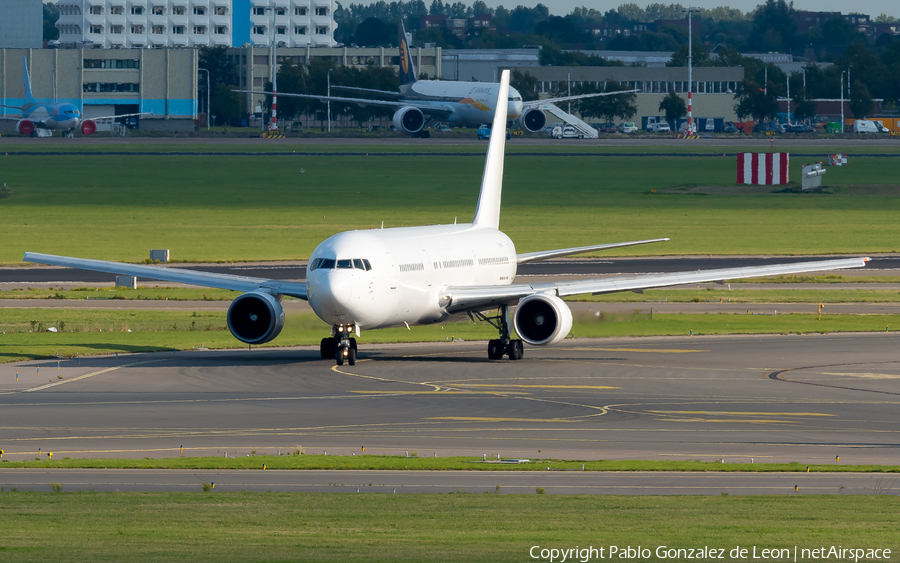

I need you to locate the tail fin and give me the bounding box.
[472,70,509,230]
[22,57,36,105]
[397,20,417,85]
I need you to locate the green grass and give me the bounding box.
[2,309,898,363]
[572,288,900,303]
[2,454,898,472]
[0,492,895,562]
[2,153,900,265]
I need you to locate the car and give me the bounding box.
[433,123,452,133]
[549,124,584,139]
[595,122,617,134]
[649,121,671,133]
[722,122,739,134]
[789,123,814,134]
[618,122,638,133]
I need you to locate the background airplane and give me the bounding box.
[0,57,149,137]
[25,70,869,366]
[237,21,634,135]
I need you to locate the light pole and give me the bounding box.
[682,6,700,133]
[786,72,790,126]
[840,70,845,134]
[268,4,278,131]
[327,68,333,133]
[198,68,210,131]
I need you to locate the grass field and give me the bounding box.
[1,308,897,363]
[3,455,898,472]
[0,492,895,562]
[2,149,900,264]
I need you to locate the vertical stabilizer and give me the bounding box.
[471,70,509,230]
[22,57,36,106]
[397,20,417,85]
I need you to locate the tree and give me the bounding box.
[747,0,796,53]
[849,79,874,118]
[668,42,710,67]
[353,17,392,46]
[734,79,779,120]
[198,46,234,122]
[510,70,539,101]
[212,83,243,126]
[575,81,637,122]
[658,91,687,124]
[43,2,59,41]
[791,91,817,122]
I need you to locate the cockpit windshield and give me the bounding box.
[309,257,372,271]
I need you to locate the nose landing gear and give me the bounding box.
[471,305,524,361]
[321,324,357,366]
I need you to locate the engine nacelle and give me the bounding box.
[17,119,35,136]
[81,119,97,135]
[226,290,285,345]
[513,293,573,346]
[392,106,425,133]
[518,108,546,133]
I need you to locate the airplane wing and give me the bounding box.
[443,257,870,313]
[524,89,639,107]
[517,238,670,264]
[232,89,455,117]
[22,252,308,300]
[84,111,154,122]
[332,85,401,98]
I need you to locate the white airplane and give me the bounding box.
[236,21,634,135]
[25,70,869,365]
[0,57,150,137]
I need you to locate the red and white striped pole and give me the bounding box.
[684,6,699,133]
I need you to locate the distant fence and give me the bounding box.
[736,153,789,185]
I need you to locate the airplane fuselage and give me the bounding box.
[400,80,523,125]
[20,102,82,130]
[307,224,517,330]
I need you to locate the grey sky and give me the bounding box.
[478,0,900,18]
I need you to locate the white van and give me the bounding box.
[854,119,888,133]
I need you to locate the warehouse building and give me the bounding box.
[0,48,198,132]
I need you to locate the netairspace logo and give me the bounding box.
[529,545,892,562]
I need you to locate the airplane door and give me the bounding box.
[385,252,397,289]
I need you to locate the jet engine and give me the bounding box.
[17,119,35,136]
[518,108,546,133]
[392,106,425,133]
[226,290,285,345]
[513,294,573,346]
[81,119,97,135]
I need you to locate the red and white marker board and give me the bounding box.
[736,153,790,185]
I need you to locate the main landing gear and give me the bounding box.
[470,305,524,361]
[321,324,357,366]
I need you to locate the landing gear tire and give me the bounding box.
[320,337,335,359]
[507,339,524,360]
[487,339,504,360]
[335,348,344,366]
[348,346,357,366]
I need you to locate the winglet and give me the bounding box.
[22,57,35,105]
[397,20,417,85]
[471,70,509,230]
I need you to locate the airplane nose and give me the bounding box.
[325,270,353,308]
[509,101,523,118]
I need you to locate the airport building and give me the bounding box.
[0,48,198,132]
[512,65,745,123]
[0,0,43,49]
[55,0,234,48]
[53,0,337,49]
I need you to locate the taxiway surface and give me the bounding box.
[1,333,898,465]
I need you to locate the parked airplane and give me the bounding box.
[236,21,633,135]
[0,57,149,137]
[25,70,869,365]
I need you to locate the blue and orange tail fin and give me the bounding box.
[397,20,417,86]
